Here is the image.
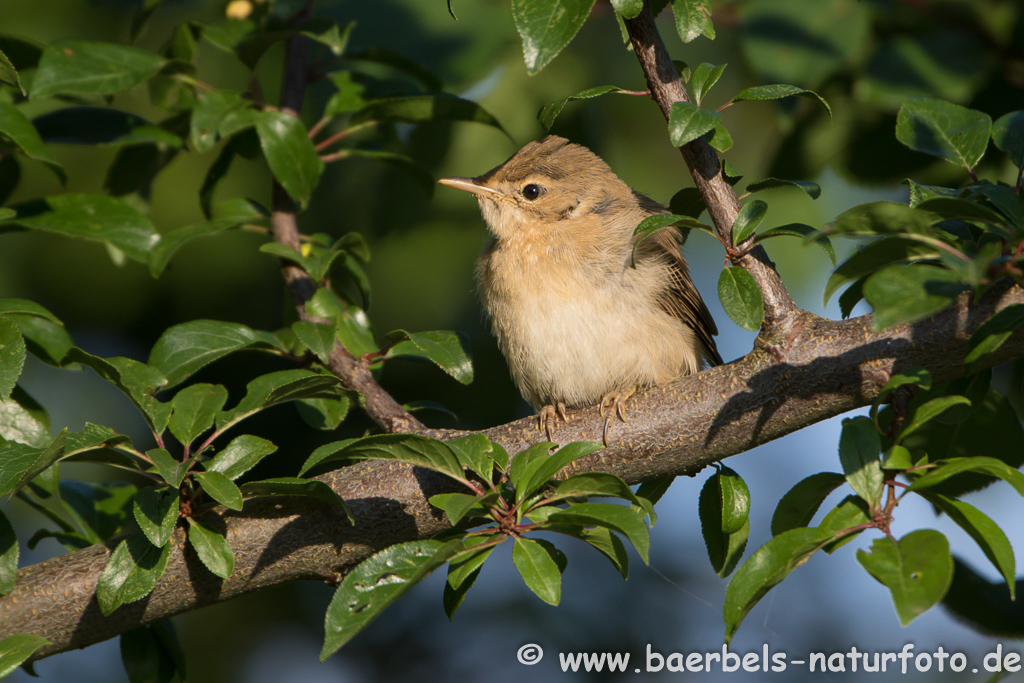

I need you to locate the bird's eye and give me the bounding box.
[522,183,542,200]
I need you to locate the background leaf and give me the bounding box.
[895,98,992,169]
[511,0,596,75]
[718,267,764,331]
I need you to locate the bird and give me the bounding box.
[439,135,722,442]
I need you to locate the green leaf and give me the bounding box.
[699,469,750,577]
[863,264,966,330]
[744,177,821,200]
[0,385,50,448]
[919,492,1014,600]
[0,429,66,498]
[965,304,1024,371]
[6,194,160,263]
[838,416,883,509]
[428,492,493,526]
[718,267,764,331]
[0,299,60,325]
[856,530,953,625]
[512,537,565,606]
[189,90,249,153]
[770,472,846,536]
[830,200,945,237]
[96,535,172,615]
[446,433,502,481]
[730,84,832,121]
[0,508,17,594]
[546,502,649,564]
[148,320,284,388]
[723,527,831,645]
[240,478,352,521]
[0,317,25,401]
[0,48,23,93]
[672,0,715,43]
[508,441,556,493]
[906,456,1024,498]
[31,40,165,99]
[708,119,733,152]
[193,471,243,511]
[254,110,323,208]
[732,199,767,245]
[881,445,913,470]
[538,85,632,131]
[876,367,932,404]
[298,438,360,476]
[10,309,71,366]
[551,472,642,508]
[515,441,603,504]
[62,349,169,433]
[0,634,49,678]
[295,396,351,431]
[168,383,227,447]
[444,541,497,619]
[897,395,972,442]
[668,101,722,147]
[206,434,277,481]
[992,110,1024,169]
[385,330,473,385]
[896,98,992,169]
[578,526,630,578]
[0,102,65,182]
[817,495,870,553]
[610,0,643,19]
[132,487,178,548]
[147,448,187,488]
[351,94,509,139]
[691,62,726,106]
[824,236,938,304]
[324,71,366,118]
[322,433,467,483]
[446,536,498,592]
[187,519,233,579]
[511,0,596,75]
[293,321,336,364]
[321,539,464,659]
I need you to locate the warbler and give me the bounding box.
[440,135,722,440]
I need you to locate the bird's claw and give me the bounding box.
[538,402,568,441]
[599,388,636,445]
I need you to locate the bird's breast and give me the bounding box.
[476,235,699,408]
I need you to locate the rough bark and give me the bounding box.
[4,285,1024,659]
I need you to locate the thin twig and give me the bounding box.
[622,3,797,326]
[270,24,425,434]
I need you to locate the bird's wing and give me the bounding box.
[640,227,724,367]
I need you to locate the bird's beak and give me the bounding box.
[437,176,502,199]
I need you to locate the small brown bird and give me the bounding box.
[439,135,722,440]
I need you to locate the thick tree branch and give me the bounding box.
[623,3,796,325]
[269,31,425,435]
[6,285,1024,659]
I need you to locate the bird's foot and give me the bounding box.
[599,388,636,445]
[538,402,569,441]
